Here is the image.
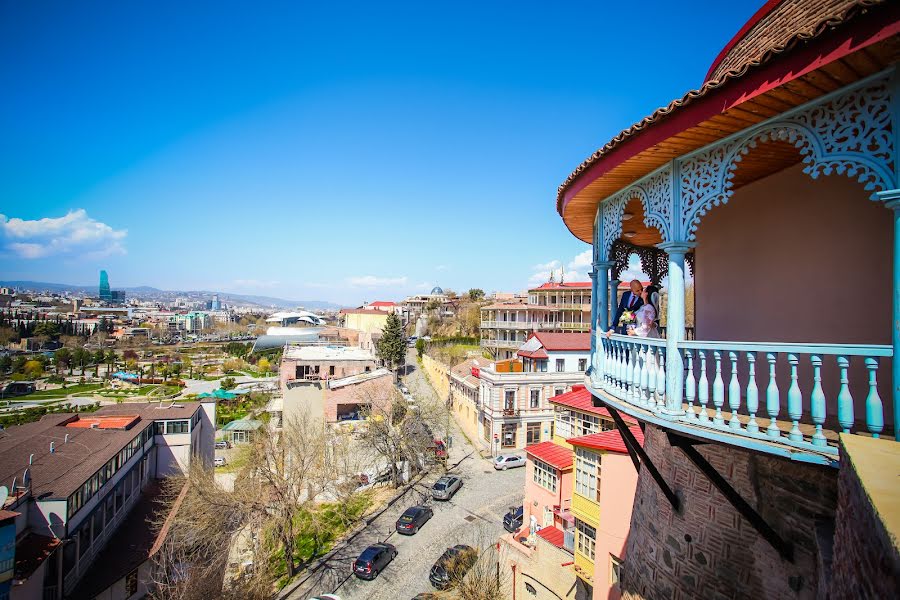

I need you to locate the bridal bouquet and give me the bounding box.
[618,310,636,327]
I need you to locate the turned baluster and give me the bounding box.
[639,343,650,407]
[786,354,803,442]
[646,346,657,410]
[697,351,710,422]
[809,355,827,447]
[745,352,759,434]
[864,357,884,439]
[728,352,741,430]
[630,342,641,405]
[684,349,696,420]
[656,349,666,409]
[836,356,853,433]
[712,351,725,426]
[765,353,781,438]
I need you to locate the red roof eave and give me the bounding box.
[558,8,900,222]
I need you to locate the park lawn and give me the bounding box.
[21,383,105,400]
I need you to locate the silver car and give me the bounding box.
[493,454,526,470]
[431,475,462,501]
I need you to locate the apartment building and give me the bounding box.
[501,387,640,600]
[480,282,591,359]
[0,401,215,600]
[474,332,590,451]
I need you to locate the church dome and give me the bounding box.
[430,286,444,295]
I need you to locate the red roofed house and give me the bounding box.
[473,333,591,451]
[501,388,643,600]
[481,280,593,360]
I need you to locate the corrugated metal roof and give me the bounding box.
[526,441,574,470]
[567,426,644,454]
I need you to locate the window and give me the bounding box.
[556,359,565,372]
[166,420,189,434]
[575,447,601,502]
[576,520,596,560]
[526,422,541,445]
[539,360,548,372]
[576,412,601,436]
[504,390,515,411]
[554,387,565,398]
[529,389,540,409]
[578,358,587,371]
[329,365,335,376]
[501,423,517,448]
[610,554,623,586]
[555,408,573,439]
[532,458,557,492]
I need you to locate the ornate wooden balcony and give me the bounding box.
[589,334,893,465]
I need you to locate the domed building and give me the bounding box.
[430,286,444,295]
[552,1,899,598]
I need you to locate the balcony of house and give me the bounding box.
[481,320,537,330]
[582,76,898,465]
[481,338,523,350]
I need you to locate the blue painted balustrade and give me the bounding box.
[597,334,892,456]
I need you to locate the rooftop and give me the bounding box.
[526,441,574,470]
[549,386,637,423]
[568,426,645,454]
[529,282,592,291]
[536,525,566,549]
[528,332,591,352]
[327,367,392,390]
[283,344,376,362]
[221,419,263,432]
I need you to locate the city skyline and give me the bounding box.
[1,1,759,304]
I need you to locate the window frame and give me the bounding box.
[532,458,558,493]
[576,520,596,560]
[575,446,601,502]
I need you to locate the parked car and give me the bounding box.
[338,411,360,421]
[399,385,410,394]
[431,475,462,501]
[214,457,227,467]
[429,545,478,589]
[353,543,397,580]
[493,454,526,470]
[215,440,231,450]
[395,505,433,535]
[503,505,524,533]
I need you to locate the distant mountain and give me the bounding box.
[0,280,343,310]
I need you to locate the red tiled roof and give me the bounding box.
[368,301,397,307]
[568,426,645,454]
[531,332,591,351]
[339,308,389,316]
[526,441,573,470]
[549,387,637,423]
[536,526,566,549]
[517,349,549,360]
[65,415,140,430]
[529,282,592,291]
[617,280,652,289]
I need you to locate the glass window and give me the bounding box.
[530,389,540,409]
[578,358,587,371]
[166,420,189,434]
[526,422,541,445]
[575,447,601,502]
[532,458,557,492]
[576,520,596,560]
[504,390,515,411]
[501,423,516,448]
[554,387,565,398]
[610,554,622,586]
[555,408,573,439]
[556,359,565,372]
[576,412,600,436]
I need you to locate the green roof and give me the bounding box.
[221,419,263,432]
[197,389,239,400]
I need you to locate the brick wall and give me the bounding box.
[829,438,900,598]
[620,424,837,600]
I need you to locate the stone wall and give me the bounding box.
[829,436,900,599]
[620,424,837,600]
[502,534,578,600]
[421,354,450,399]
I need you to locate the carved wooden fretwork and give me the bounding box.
[610,240,693,284]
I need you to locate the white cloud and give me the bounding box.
[346,275,409,287]
[568,249,592,271]
[0,209,126,259]
[529,249,648,286]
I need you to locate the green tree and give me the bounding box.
[33,322,60,339]
[376,312,405,371]
[23,360,43,379]
[54,348,72,375]
[466,288,485,301]
[0,355,12,374]
[415,337,426,358]
[220,376,236,390]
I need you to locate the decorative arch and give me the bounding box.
[679,76,894,241]
[599,164,674,259]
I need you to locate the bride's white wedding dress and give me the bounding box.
[632,304,660,338]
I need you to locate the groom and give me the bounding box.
[611,279,644,334]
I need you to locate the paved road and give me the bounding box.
[290,350,526,600]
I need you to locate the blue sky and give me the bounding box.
[1,0,760,305]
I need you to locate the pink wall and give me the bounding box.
[594,451,639,600]
[523,459,573,530]
[694,163,893,428]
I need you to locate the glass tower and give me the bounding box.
[99,270,111,301]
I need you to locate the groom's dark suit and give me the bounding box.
[612,291,644,334]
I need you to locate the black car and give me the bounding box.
[353,542,397,580]
[503,505,524,533]
[429,544,478,589]
[395,505,434,535]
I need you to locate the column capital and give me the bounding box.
[876,188,900,209]
[657,241,696,255]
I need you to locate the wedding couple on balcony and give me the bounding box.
[608,279,660,339]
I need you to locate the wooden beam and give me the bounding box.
[604,404,680,511]
[667,432,794,562]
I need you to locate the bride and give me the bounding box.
[607,285,660,338]
[629,285,660,338]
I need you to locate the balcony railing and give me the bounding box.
[481,339,522,349]
[595,334,893,460]
[481,320,536,330]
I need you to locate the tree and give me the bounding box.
[466,288,485,301]
[0,355,12,374]
[376,312,405,371]
[357,390,433,487]
[54,348,72,375]
[23,360,43,379]
[0,326,16,348]
[220,377,236,391]
[182,355,193,379]
[256,357,270,374]
[33,322,60,339]
[415,337,426,358]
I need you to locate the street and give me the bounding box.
[288,349,525,600]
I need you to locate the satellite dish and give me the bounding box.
[0,486,8,507]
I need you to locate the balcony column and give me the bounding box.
[658,242,695,415]
[878,190,900,440]
[590,262,614,383]
[608,277,620,330]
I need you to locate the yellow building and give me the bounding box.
[339,308,388,334]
